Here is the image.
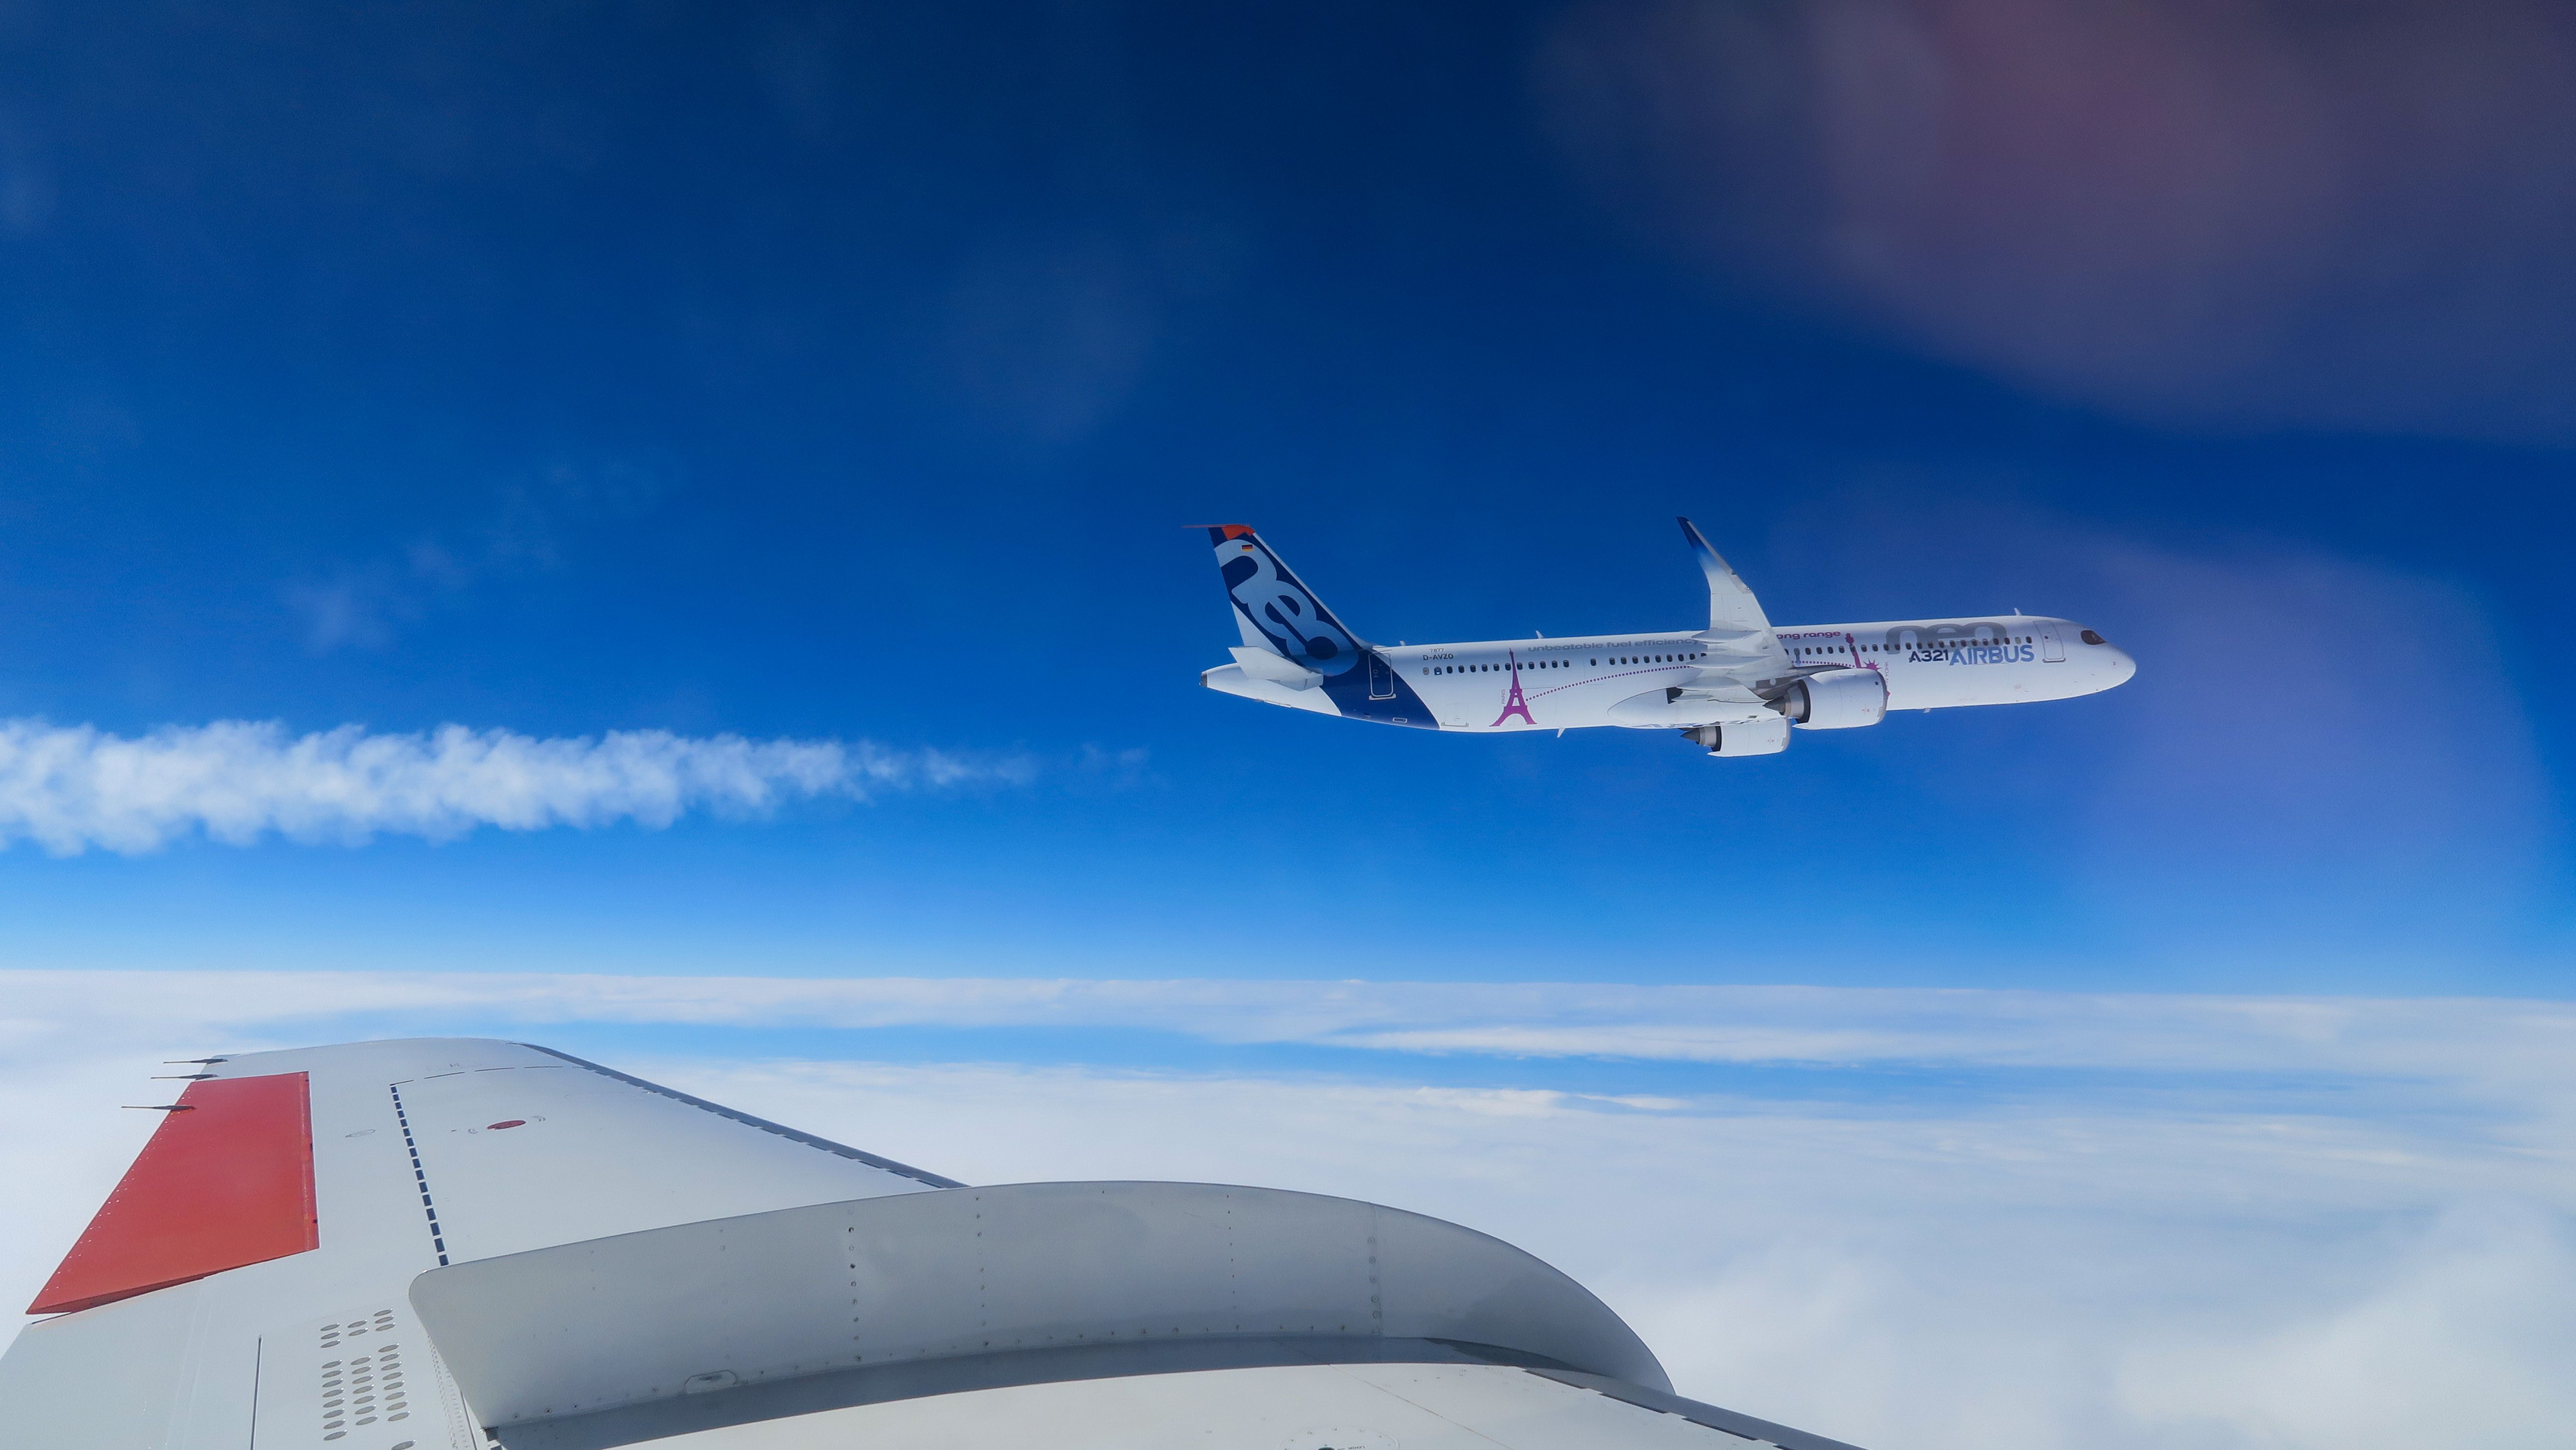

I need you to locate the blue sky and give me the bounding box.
[4,6,2576,1445]
[0,1,2564,992]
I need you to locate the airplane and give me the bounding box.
[1200,519,2136,754]
[1,1038,1868,1450]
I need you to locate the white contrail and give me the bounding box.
[0,719,1026,854]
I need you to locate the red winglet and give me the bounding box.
[30,1072,320,1314]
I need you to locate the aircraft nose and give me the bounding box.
[2107,646,2137,684]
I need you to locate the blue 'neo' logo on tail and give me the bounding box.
[1209,525,1360,676]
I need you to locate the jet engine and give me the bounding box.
[1778,668,1888,730]
[1685,717,1790,756]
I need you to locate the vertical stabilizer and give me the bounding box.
[1206,525,1365,677]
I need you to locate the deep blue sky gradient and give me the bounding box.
[0,2,2567,992]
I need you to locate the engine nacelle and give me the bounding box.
[1779,668,1888,730]
[1685,717,1790,756]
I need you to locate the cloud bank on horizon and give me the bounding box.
[0,720,1031,854]
[6,968,2565,1088]
[2,970,2569,1450]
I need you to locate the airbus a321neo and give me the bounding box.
[1201,518,2135,755]
[3,1039,1871,1450]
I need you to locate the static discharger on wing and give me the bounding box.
[1200,518,2134,756]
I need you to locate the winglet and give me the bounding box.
[1675,516,1781,646]
[1677,515,1719,564]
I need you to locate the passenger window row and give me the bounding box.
[1423,660,1569,675]
[1417,634,2064,675]
[1420,651,1709,676]
[1799,635,2038,656]
[1419,635,2060,674]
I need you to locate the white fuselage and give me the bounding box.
[1210,615,2135,734]
[1196,522,2135,747]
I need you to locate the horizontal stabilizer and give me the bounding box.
[1202,663,1343,714]
[1230,645,1321,689]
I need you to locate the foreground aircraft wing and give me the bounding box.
[1677,517,1789,681]
[1,1038,1868,1450]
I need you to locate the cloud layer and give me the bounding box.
[0,720,1027,854]
[2,970,2569,1450]
[4,970,2570,1098]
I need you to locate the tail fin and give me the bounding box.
[1206,524,1365,676]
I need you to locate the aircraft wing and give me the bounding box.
[0,1038,1869,1450]
[1678,517,1790,680]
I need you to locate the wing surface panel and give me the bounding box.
[521,1046,957,1187]
[542,1363,1762,1450]
[0,1279,208,1447]
[393,1055,943,1263]
[250,1300,476,1450]
[3,1040,1870,1450]
[1531,1369,1869,1450]
[3,1039,961,1450]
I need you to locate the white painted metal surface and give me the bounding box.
[1202,519,2137,744]
[2,1039,949,1450]
[2,1038,1870,1450]
[390,1055,941,1263]
[593,1362,1761,1450]
[0,1279,212,1448]
[411,1180,1666,1428]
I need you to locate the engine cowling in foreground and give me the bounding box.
[1780,668,1888,730]
[1685,717,1790,756]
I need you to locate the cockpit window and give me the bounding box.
[2080,629,2107,646]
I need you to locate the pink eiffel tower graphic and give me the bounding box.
[1490,650,1537,727]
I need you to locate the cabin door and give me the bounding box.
[1368,654,1396,699]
